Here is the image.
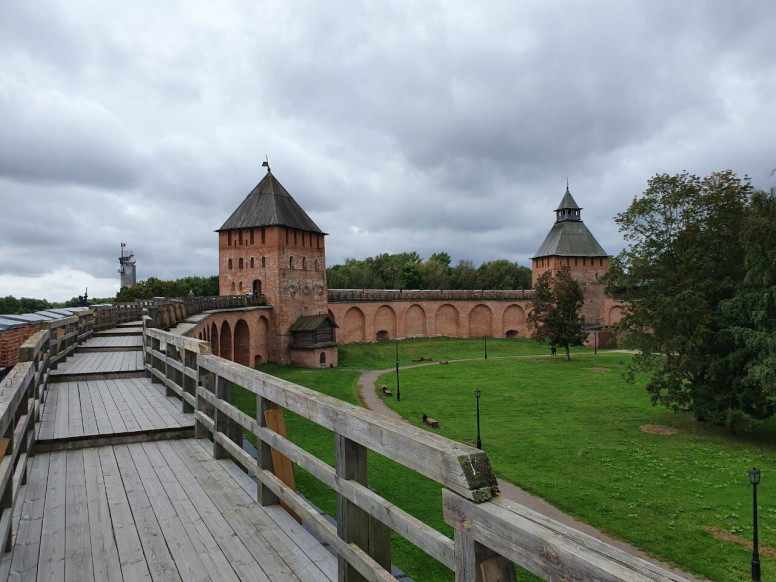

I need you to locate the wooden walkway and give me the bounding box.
[0,323,336,581]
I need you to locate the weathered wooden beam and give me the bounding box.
[443,489,692,582]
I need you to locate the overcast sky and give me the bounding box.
[1,1,775,302]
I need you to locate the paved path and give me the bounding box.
[355,362,706,582]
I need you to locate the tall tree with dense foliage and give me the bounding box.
[604,170,776,427]
[527,266,586,360]
[716,188,776,425]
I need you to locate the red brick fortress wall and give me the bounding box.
[327,290,532,343]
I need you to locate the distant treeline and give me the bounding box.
[0,295,111,315]
[326,252,532,290]
[115,276,219,301]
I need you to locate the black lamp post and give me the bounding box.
[750,467,761,582]
[484,336,488,360]
[395,340,401,402]
[474,388,482,449]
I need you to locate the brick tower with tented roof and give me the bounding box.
[531,185,611,325]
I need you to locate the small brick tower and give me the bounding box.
[217,166,335,365]
[531,185,610,325]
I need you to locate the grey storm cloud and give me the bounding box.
[0,0,775,302]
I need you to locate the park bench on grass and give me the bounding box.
[422,414,439,428]
[439,360,449,365]
[412,356,433,362]
[381,384,392,396]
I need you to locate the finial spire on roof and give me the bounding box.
[566,177,569,192]
[262,154,271,173]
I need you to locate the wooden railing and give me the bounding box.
[0,330,51,552]
[92,294,267,331]
[142,321,692,582]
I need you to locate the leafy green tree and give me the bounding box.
[449,259,478,289]
[476,260,532,290]
[527,266,586,360]
[603,170,763,426]
[716,188,776,425]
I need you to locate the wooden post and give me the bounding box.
[150,337,162,384]
[335,435,391,582]
[214,376,242,460]
[166,344,179,398]
[196,370,215,440]
[256,393,279,507]
[454,530,515,582]
[183,347,197,414]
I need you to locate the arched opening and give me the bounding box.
[230,282,235,293]
[320,352,326,367]
[302,257,307,270]
[343,307,366,343]
[210,322,219,356]
[228,258,233,269]
[314,259,319,270]
[234,319,250,367]
[250,257,254,268]
[220,321,233,361]
[376,330,390,342]
[289,256,295,269]
[505,330,519,338]
[262,256,266,268]
[253,279,262,296]
[239,258,244,269]
[254,354,263,367]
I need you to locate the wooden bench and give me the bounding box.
[412,357,433,362]
[422,414,439,428]
[381,384,392,396]
[439,360,449,365]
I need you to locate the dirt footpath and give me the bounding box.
[356,366,705,582]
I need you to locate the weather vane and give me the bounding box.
[262,154,270,173]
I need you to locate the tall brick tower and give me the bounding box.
[217,167,331,364]
[531,185,610,325]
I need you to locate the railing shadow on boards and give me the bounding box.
[0,311,89,553]
[141,320,693,582]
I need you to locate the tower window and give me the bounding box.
[314,259,319,270]
[239,258,244,269]
[228,258,233,270]
[289,256,295,269]
[262,256,266,268]
[302,257,307,270]
[250,257,254,268]
[250,229,255,245]
[261,227,265,244]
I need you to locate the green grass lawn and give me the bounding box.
[338,336,551,369]
[231,339,775,582]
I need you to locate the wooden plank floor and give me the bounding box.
[79,335,143,349]
[1,440,336,581]
[94,326,143,336]
[49,351,144,377]
[38,377,194,444]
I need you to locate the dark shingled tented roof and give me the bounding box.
[217,171,324,233]
[533,187,608,258]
